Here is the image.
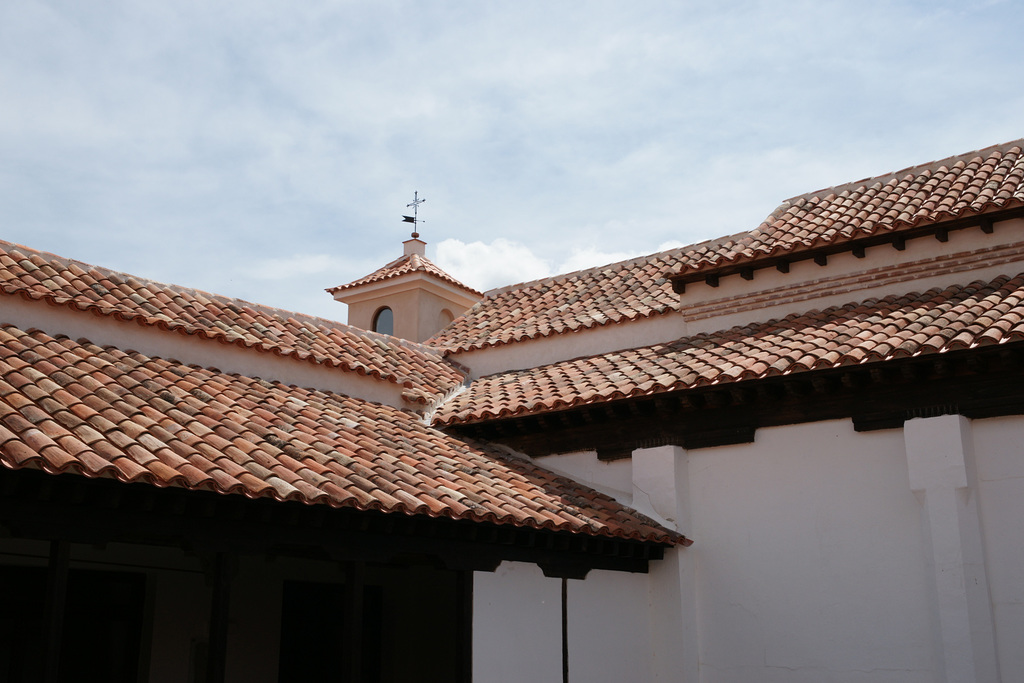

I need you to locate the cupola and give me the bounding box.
[327,208,482,342]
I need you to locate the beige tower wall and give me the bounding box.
[338,275,479,342]
[346,286,468,342]
[331,238,481,342]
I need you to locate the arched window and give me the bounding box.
[372,307,394,335]
[438,308,454,329]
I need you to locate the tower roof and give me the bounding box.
[327,239,482,298]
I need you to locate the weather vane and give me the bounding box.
[402,191,425,239]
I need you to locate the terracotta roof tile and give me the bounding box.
[328,252,482,296]
[0,323,683,546]
[672,140,1024,277]
[431,140,1024,353]
[435,273,1024,425]
[0,239,465,402]
[429,246,696,352]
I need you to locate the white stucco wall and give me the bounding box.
[539,450,633,507]
[473,563,663,683]
[568,569,653,682]
[971,415,1024,682]
[474,447,697,683]
[496,414,1024,683]
[474,561,562,683]
[686,421,936,682]
[528,421,943,682]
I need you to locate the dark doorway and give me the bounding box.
[0,565,146,683]
[278,580,383,683]
[277,565,470,683]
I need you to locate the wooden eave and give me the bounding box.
[0,466,667,578]
[446,342,1024,459]
[667,205,1024,294]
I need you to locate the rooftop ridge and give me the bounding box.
[665,138,1024,280]
[432,138,1024,354]
[1,239,450,356]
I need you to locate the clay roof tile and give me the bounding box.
[437,273,1024,426]
[0,239,467,404]
[431,141,1024,354]
[0,323,683,546]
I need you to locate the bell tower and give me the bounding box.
[327,194,482,342]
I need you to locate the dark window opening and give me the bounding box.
[372,307,394,335]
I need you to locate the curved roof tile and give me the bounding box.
[328,252,482,296]
[431,140,1024,354]
[0,324,684,546]
[0,240,465,402]
[673,141,1024,275]
[428,245,706,352]
[435,273,1024,425]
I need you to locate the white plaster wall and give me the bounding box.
[687,420,936,682]
[496,415,1024,683]
[648,546,699,682]
[970,415,1024,681]
[474,561,562,683]
[539,450,634,507]
[473,563,666,683]
[450,313,689,378]
[485,447,698,683]
[567,569,652,683]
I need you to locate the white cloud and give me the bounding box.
[434,238,552,292]
[435,237,692,293]
[555,247,654,276]
[2,1,1023,316]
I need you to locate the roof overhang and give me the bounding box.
[0,467,674,577]
[444,342,1024,458]
[667,204,1024,294]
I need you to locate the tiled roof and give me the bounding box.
[0,323,684,546]
[671,139,1024,277]
[430,140,1024,354]
[427,245,700,352]
[0,240,465,402]
[435,273,1024,425]
[328,252,483,296]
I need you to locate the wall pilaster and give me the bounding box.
[632,445,699,683]
[904,415,999,683]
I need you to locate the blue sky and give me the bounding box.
[2,1,1023,321]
